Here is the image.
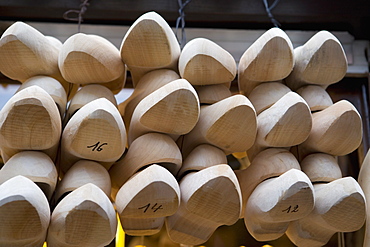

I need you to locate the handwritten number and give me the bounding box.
[138,203,163,213]
[87,142,108,152]
[282,205,299,213]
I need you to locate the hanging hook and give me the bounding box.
[63,0,90,33]
[262,0,281,27]
[175,0,192,48]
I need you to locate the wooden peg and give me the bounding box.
[0,151,57,201]
[17,75,67,118]
[181,94,257,157]
[0,85,61,162]
[54,160,111,204]
[235,148,301,217]
[194,84,232,105]
[285,30,347,91]
[128,78,200,144]
[297,100,362,159]
[59,33,125,84]
[244,169,314,241]
[109,132,182,199]
[0,175,50,247]
[166,164,242,245]
[248,81,291,115]
[238,27,294,96]
[247,92,312,161]
[286,177,366,247]
[178,37,236,85]
[296,85,333,112]
[115,164,180,236]
[120,11,180,85]
[61,97,126,172]
[47,183,117,247]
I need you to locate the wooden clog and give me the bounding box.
[0,151,57,201]
[0,85,61,162]
[247,92,312,161]
[61,97,126,172]
[115,164,180,236]
[109,132,182,199]
[285,30,347,91]
[0,175,50,247]
[244,168,314,241]
[238,27,294,96]
[47,183,117,247]
[194,84,232,105]
[181,94,257,157]
[166,164,242,245]
[120,11,180,85]
[295,85,333,112]
[127,78,200,144]
[178,37,236,85]
[59,33,125,85]
[300,153,342,182]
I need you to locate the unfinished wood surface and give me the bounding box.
[247,92,312,161]
[300,153,342,183]
[63,84,117,125]
[297,100,362,159]
[235,148,301,217]
[61,98,126,172]
[285,30,347,91]
[0,85,61,163]
[194,84,232,105]
[59,32,125,84]
[0,175,50,247]
[296,85,333,112]
[118,69,180,127]
[248,81,291,115]
[244,169,314,241]
[85,66,127,94]
[115,164,180,236]
[177,144,227,178]
[54,160,111,204]
[120,11,180,85]
[286,177,366,247]
[178,37,236,85]
[128,78,200,144]
[181,94,257,157]
[0,151,57,201]
[238,27,294,96]
[17,75,67,118]
[166,164,241,245]
[357,148,370,247]
[47,183,117,247]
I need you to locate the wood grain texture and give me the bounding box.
[296,85,333,112]
[358,148,370,247]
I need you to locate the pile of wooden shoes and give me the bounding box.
[0,11,366,247]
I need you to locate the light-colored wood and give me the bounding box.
[63,84,117,125]
[181,94,257,157]
[85,66,127,94]
[61,97,126,172]
[357,148,370,247]
[0,175,50,247]
[0,151,57,201]
[128,78,200,144]
[118,69,180,128]
[194,84,232,105]
[235,148,301,217]
[248,81,291,115]
[54,160,111,204]
[178,37,236,85]
[115,164,180,236]
[109,132,182,199]
[17,75,67,118]
[0,85,61,162]
[177,144,227,178]
[296,85,333,112]
[285,30,347,91]
[120,11,180,85]
[300,153,342,182]
[247,92,312,161]
[166,164,241,245]
[286,177,366,247]
[244,169,314,241]
[297,100,362,159]
[238,27,294,96]
[47,183,117,247]
[59,33,125,84]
